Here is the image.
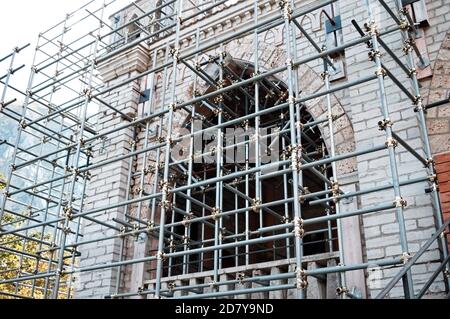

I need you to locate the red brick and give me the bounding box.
[436,161,450,174]
[438,171,450,183]
[441,201,450,213]
[437,151,450,226]
[435,152,450,164]
[441,192,450,203]
[439,181,450,193]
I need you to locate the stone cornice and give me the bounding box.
[149,0,323,60]
[97,0,325,80]
[97,43,150,82]
[151,0,280,59]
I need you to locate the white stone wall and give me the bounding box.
[75,57,145,297]
[339,0,449,297]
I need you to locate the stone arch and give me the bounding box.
[166,64,188,87]
[177,51,344,264]
[425,30,450,155]
[221,39,364,295]
[299,14,314,31]
[130,33,362,287]
[224,38,357,175]
[263,28,277,44]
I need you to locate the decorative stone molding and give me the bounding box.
[97,43,151,82]
[150,0,327,62]
[221,37,357,174]
[425,29,450,155]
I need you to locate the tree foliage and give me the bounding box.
[0,172,70,299]
[0,172,5,190]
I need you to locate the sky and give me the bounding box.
[0,0,130,95]
[1,1,84,52]
[0,0,133,179]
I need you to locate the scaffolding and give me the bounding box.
[0,0,449,299]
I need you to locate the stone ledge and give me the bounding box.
[97,43,150,82]
[144,252,339,284]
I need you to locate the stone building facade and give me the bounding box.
[74,0,450,298]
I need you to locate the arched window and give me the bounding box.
[161,52,337,276]
[126,14,141,42]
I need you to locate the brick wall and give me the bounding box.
[339,0,449,297]
[435,152,450,251]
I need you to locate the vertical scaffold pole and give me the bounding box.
[182,26,201,275]
[253,0,263,237]
[0,47,18,106]
[364,0,414,298]
[216,44,225,272]
[154,0,184,298]
[323,55,347,297]
[51,1,107,298]
[392,0,450,291]
[281,0,305,299]
[0,37,40,222]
